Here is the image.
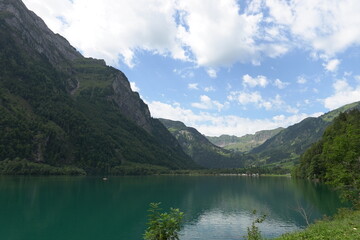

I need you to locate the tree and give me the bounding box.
[143,203,184,240]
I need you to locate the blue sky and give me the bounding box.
[23,0,360,136]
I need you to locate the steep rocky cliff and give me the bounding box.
[0,0,196,173]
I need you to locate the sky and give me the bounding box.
[23,0,360,137]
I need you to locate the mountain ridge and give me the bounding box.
[207,128,284,152]
[159,118,244,168]
[0,0,196,174]
[249,101,360,166]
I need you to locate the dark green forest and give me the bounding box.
[159,118,244,168]
[294,110,360,204]
[0,2,196,175]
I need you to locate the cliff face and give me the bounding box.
[0,0,195,172]
[111,72,153,133]
[0,0,156,132]
[0,0,81,65]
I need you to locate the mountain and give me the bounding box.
[0,0,196,174]
[294,109,360,203]
[159,119,244,168]
[249,101,360,166]
[207,128,283,152]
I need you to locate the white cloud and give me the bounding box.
[204,86,216,92]
[324,79,360,109]
[188,83,199,90]
[266,0,360,55]
[22,0,73,33]
[286,106,299,114]
[273,78,289,89]
[297,76,307,84]
[228,91,298,113]
[356,75,360,83]
[177,0,263,67]
[206,68,217,78]
[24,0,287,68]
[228,91,263,105]
[242,74,268,88]
[130,82,140,92]
[323,59,341,72]
[23,0,360,68]
[173,68,195,79]
[148,101,322,136]
[191,95,226,112]
[24,0,186,67]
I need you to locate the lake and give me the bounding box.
[0,176,346,240]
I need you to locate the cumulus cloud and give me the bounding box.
[242,74,268,88]
[228,91,263,105]
[130,82,140,92]
[176,0,265,67]
[273,78,289,89]
[324,79,360,110]
[191,95,226,112]
[148,101,322,136]
[297,76,307,84]
[228,91,298,113]
[206,68,217,78]
[266,0,360,55]
[204,86,216,92]
[23,0,360,68]
[188,83,199,90]
[323,59,341,72]
[24,0,186,67]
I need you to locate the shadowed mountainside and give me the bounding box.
[0,0,196,174]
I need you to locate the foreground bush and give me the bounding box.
[144,203,184,240]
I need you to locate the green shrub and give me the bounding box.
[246,210,266,240]
[144,203,184,240]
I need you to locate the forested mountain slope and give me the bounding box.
[249,101,360,166]
[0,0,196,174]
[159,119,244,168]
[207,128,283,152]
[294,109,360,203]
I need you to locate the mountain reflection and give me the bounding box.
[0,176,345,240]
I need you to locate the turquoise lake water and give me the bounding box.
[0,176,346,240]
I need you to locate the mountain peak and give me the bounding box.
[1,0,81,66]
[0,0,196,173]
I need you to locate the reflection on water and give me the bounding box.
[181,210,299,240]
[0,176,346,240]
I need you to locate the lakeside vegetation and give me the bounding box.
[1,2,359,239]
[0,158,289,176]
[274,209,360,240]
[141,110,360,240]
[0,158,86,175]
[294,109,360,205]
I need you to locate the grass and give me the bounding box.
[275,209,360,240]
[72,58,115,94]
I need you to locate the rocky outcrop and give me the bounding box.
[111,71,153,133]
[0,0,196,170]
[0,0,81,66]
[0,0,155,134]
